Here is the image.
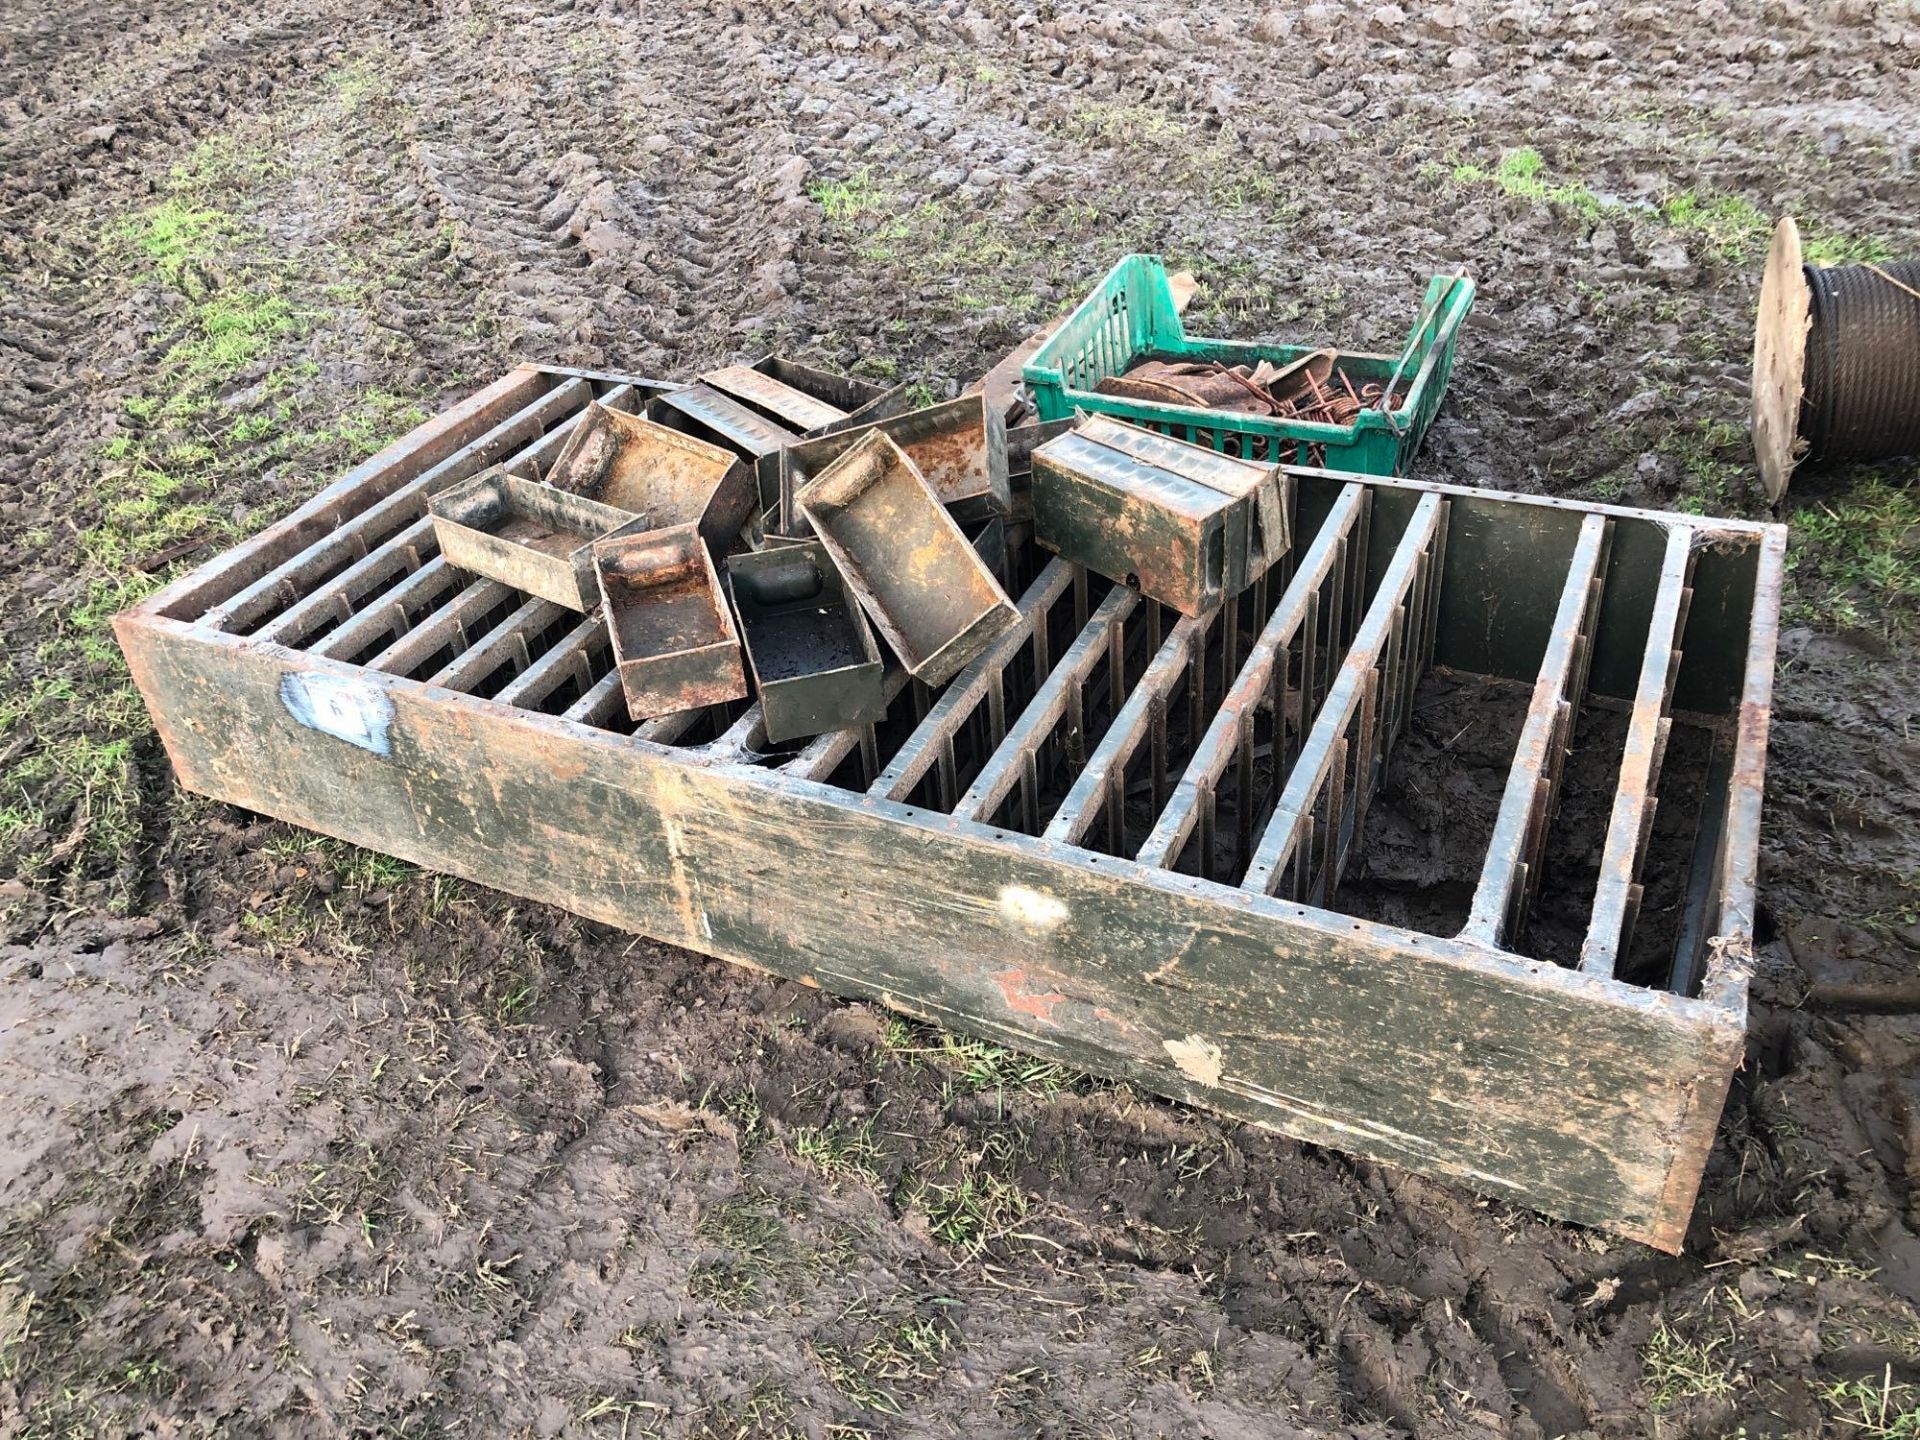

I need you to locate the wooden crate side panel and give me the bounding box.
[118,617,1739,1250]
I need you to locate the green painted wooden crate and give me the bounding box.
[1022,254,1475,475]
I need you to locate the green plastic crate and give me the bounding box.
[1022,255,1475,476]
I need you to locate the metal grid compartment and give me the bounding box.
[119,365,1784,1251]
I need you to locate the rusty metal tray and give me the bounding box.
[712,354,905,434]
[762,394,1011,536]
[596,523,747,720]
[428,467,651,611]
[797,431,1019,687]
[546,400,753,553]
[117,364,1784,1251]
[653,357,905,474]
[1031,415,1286,616]
[727,540,886,744]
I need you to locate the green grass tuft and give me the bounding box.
[808,167,887,223]
[1643,1319,1739,1409]
[1787,474,1920,633]
[1818,1370,1920,1439]
[787,1118,885,1188]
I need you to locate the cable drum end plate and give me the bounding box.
[1751,216,1811,504]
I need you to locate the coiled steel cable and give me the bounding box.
[1799,260,1920,465]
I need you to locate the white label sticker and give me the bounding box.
[280,672,394,756]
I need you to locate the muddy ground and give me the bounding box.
[3,0,1920,1435]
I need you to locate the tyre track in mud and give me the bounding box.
[0,1,356,496]
[0,6,343,216]
[3,1,1919,1435]
[379,0,817,372]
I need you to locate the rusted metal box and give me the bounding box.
[761,394,1011,535]
[651,357,904,473]
[428,467,651,611]
[546,400,753,553]
[712,355,904,434]
[727,541,886,743]
[1031,414,1289,616]
[116,364,1783,1252]
[797,431,1019,687]
[595,523,747,719]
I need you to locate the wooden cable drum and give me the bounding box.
[1752,216,1920,502]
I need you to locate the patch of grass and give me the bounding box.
[1661,415,1748,514]
[787,1118,885,1188]
[813,1308,955,1416]
[808,167,887,223]
[687,1258,762,1311]
[688,1382,806,1440]
[1643,1319,1739,1409]
[1206,167,1285,213]
[1057,99,1188,146]
[1452,148,1869,266]
[1786,474,1920,633]
[115,199,235,287]
[813,1341,900,1414]
[1804,232,1897,266]
[1661,188,1770,260]
[879,1017,1085,1100]
[917,1171,1028,1257]
[261,836,413,890]
[1453,146,1608,220]
[160,291,297,389]
[289,387,428,460]
[697,1192,790,1260]
[239,897,313,951]
[1822,1309,1920,1365]
[1820,1370,1920,1439]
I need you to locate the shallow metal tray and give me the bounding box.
[596,523,747,719]
[428,467,650,611]
[797,431,1019,687]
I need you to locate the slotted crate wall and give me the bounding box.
[120,365,1784,1251]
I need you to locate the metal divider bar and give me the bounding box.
[1135,483,1371,874]
[698,705,771,764]
[865,559,1076,802]
[256,384,639,649]
[426,597,569,694]
[559,667,726,745]
[1461,512,1612,949]
[308,557,461,662]
[561,669,628,728]
[254,516,433,649]
[1041,611,1208,849]
[365,580,516,678]
[1580,526,1697,978]
[200,378,598,634]
[1241,492,1448,901]
[952,585,1140,826]
[491,614,605,711]
[1701,526,1786,1012]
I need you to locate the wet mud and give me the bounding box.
[3,0,1919,1436]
